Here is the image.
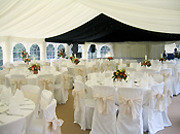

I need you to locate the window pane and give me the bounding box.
[46,44,55,60]
[30,44,40,60]
[13,43,26,61]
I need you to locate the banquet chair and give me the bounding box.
[143,82,165,134]
[37,74,54,93]
[90,85,116,134]
[172,67,180,95]
[21,85,41,119]
[160,68,174,96]
[116,87,144,134]
[0,84,6,93]
[54,73,68,104]
[161,79,172,128]
[9,74,26,95]
[74,65,86,83]
[91,65,99,73]
[27,99,64,134]
[72,80,94,130]
[0,68,9,84]
[126,67,136,74]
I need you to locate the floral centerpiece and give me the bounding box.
[112,69,127,81]
[21,50,28,58]
[58,49,66,58]
[73,58,80,65]
[141,60,151,67]
[24,58,31,63]
[28,64,40,74]
[159,58,166,62]
[108,57,113,61]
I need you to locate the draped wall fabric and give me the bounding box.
[0,0,180,40]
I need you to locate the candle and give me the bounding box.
[161,53,163,58]
[74,54,76,58]
[145,55,147,60]
[33,57,36,63]
[120,59,123,69]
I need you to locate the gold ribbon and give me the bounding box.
[154,93,166,112]
[72,89,84,111]
[118,95,142,119]
[100,66,104,73]
[162,72,171,81]
[40,78,54,91]
[46,117,64,134]
[12,79,26,90]
[93,93,115,114]
[63,74,70,90]
[92,66,99,72]
[75,68,85,76]
[106,63,111,71]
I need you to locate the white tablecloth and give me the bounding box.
[0,98,35,134]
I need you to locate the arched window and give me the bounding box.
[13,43,26,61]
[46,44,55,60]
[0,46,3,70]
[100,45,110,58]
[57,44,65,59]
[88,45,97,59]
[30,44,40,60]
[70,44,73,56]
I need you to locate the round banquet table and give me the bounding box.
[0,98,35,134]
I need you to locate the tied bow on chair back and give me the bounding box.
[162,72,171,82]
[45,117,64,134]
[75,68,85,76]
[92,66,99,73]
[12,78,26,90]
[93,93,115,114]
[106,63,111,71]
[40,78,54,91]
[72,89,84,111]
[118,95,142,119]
[153,92,166,112]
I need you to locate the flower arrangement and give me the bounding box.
[58,49,66,58]
[141,60,151,67]
[28,64,40,71]
[24,58,31,63]
[21,50,28,58]
[112,69,127,81]
[73,58,80,65]
[108,57,113,61]
[159,58,166,62]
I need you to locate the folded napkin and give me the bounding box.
[9,97,20,114]
[14,89,24,104]
[139,79,148,89]
[1,88,12,105]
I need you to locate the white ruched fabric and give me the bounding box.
[45,117,64,134]
[93,93,114,114]
[118,95,142,119]
[39,78,53,91]
[12,79,26,91]
[72,89,84,111]
[153,92,166,112]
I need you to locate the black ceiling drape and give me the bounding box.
[45,13,180,44]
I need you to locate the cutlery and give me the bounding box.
[20,108,33,110]
[5,112,24,117]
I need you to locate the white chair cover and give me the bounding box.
[72,80,94,130]
[116,87,144,134]
[21,85,41,118]
[143,82,165,134]
[90,85,116,134]
[0,69,9,84]
[54,73,68,104]
[27,99,64,134]
[173,68,180,95]
[37,74,54,93]
[9,74,26,94]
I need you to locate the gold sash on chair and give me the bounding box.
[93,93,115,115]
[12,79,26,90]
[72,89,84,111]
[162,72,171,82]
[118,95,142,119]
[152,92,166,112]
[40,78,54,91]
